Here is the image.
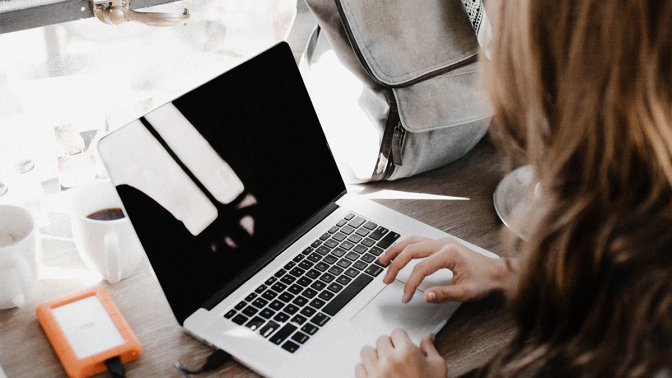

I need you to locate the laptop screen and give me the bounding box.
[98,43,346,324]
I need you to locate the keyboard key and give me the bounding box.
[340,241,355,250]
[306,269,321,279]
[331,247,346,257]
[293,296,309,307]
[327,266,344,276]
[345,252,359,261]
[271,282,287,292]
[376,232,400,249]
[344,213,355,220]
[328,226,339,234]
[337,259,352,268]
[361,238,376,247]
[252,298,269,308]
[288,284,304,295]
[369,227,389,240]
[235,301,247,310]
[375,259,391,268]
[242,306,258,317]
[302,288,318,298]
[269,300,285,311]
[341,225,355,235]
[280,275,297,285]
[360,253,376,263]
[332,232,346,242]
[300,306,316,317]
[314,262,329,272]
[232,314,249,325]
[363,221,378,230]
[293,254,305,263]
[274,269,287,278]
[311,313,331,327]
[265,276,277,285]
[348,235,362,244]
[301,323,319,335]
[291,332,310,344]
[307,253,322,263]
[291,314,307,325]
[336,219,348,227]
[273,312,290,323]
[353,261,368,270]
[365,265,384,277]
[356,228,370,237]
[298,260,314,270]
[224,309,236,319]
[336,275,352,286]
[282,341,300,353]
[283,304,300,315]
[323,274,373,316]
[344,267,360,277]
[310,280,327,291]
[279,292,295,303]
[297,277,313,287]
[319,273,335,283]
[324,239,339,248]
[255,285,267,294]
[349,217,366,228]
[318,290,334,301]
[327,282,344,293]
[353,245,368,254]
[262,290,278,301]
[245,316,265,331]
[260,308,276,319]
[316,246,331,255]
[284,261,296,270]
[320,233,330,241]
[369,246,384,256]
[309,298,326,309]
[289,267,306,277]
[259,321,281,338]
[322,255,338,265]
[311,240,322,248]
[301,247,313,255]
[270,324,297,345]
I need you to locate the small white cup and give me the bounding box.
[71,181,144,284]
[0,205,38,309]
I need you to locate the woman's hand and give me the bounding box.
[379,236,512,304]
[356,330,447,378]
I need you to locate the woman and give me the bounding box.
[356,0,672,377]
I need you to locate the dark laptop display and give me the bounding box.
[113,43,346,324]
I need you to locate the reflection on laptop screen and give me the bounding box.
[100,44,346,324]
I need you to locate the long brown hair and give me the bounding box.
[482,0,672,376]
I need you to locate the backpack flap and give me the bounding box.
[336,0,480,86]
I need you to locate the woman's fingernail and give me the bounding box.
[426,291,436,302]
[402,294,409,303]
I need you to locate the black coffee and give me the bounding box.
[87,208,125,221]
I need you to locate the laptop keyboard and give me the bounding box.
[222,212,400,353]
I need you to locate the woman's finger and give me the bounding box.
[360,345,378,373]
[383,238,447,284]
[355,363,368,378]
[389,329,413,349]
[378,236,430,264]
[419,333,439,358]
[401,251,453,302]
[375,335,394,356]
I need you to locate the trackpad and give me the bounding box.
[350,280,451,342]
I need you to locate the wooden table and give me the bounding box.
[0,137,516,377]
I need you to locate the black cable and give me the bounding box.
[174,349,232,376]
[104,356,126,378]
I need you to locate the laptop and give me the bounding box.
[97,42,497,378]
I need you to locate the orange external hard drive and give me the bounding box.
[36,286,142,378]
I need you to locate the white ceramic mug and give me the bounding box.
[0,205,38,309]
[71,181,144,284]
